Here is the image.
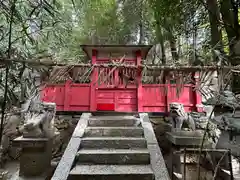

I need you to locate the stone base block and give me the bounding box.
[166,130,204,146]
[14,137,52,177]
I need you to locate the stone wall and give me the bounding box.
[51,115,79,161]
[150,117,172,155]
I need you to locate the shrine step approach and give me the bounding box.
[52,113,170,180]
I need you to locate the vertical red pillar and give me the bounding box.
[114,59,119,87]
[64,79,71,111]
[194,72,203,112]
[114,59,119,111]
[166,77,170,114]
[90,49,97,111]
[136,50,143,112]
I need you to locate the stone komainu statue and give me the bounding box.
[169,102,222,148]
[0,95,57,166]
[22,96,57,138]
[169,102,196,131]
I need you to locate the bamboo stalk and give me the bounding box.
[0,0,16,148]
[3,57,240,72]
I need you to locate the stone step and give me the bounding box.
[84,127,144,137]
[80,137,147,149]
[90,115,136,120]
[88,118,140,127]
[76,149,150,164]
[91,112,136,116]
[68,165,154,180]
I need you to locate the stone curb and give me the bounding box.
[51,113,91,180]
[139,113,170,180]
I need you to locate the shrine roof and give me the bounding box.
[80,44,153,59]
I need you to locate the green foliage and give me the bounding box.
[0,0,239,107]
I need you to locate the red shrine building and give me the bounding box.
[41,45,202,113]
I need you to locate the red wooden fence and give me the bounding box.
[41,80,202,113]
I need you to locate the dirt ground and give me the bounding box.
[1,161,47,180]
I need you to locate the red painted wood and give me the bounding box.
[42,82,202,113]
[116,90,137,112]
[63,80,71,111]
[116,104,137,112]
[136,50,143,112]
[67,84,91,111]
[41,83,91,111]
[93,52,138,112]
[95,89,137,112]
[194,72,203,112]
[97,103,115,111]
[69,85,90,106]
[142,85,166,112]
[41,85,65,111]
[117,91,136,98]
[96,58,136,62]
[167,84,195,112]
[90,49,97,111]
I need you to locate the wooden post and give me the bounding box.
[114,59,119,111]
[194,72,203,112]
[114,59,119,87]
[190,72,197,112]
[90,49,97,111]
[64,80,71,111]
[165,77,170,114]
[166,77,171,114]
[136,50,143,112]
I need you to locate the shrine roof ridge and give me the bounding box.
[80,44,153,59]
[80,44,153,48]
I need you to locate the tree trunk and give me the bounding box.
[191,23,197,65]
[220,0,240,92]
[220,0,240,60]
[138,21,144,44]
[206,0,224,61]
[138,0,144,45]
[169,34,179,62]
[154,22,166,83]
[156,26,166,64]
[160,38,166,64]
[155,19,166,64]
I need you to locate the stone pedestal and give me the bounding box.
[14,136,52,177]
[166,130,205,146]
[166,130,206,179]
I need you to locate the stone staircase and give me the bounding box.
[68,115,154,180]
[52,113,170,180]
